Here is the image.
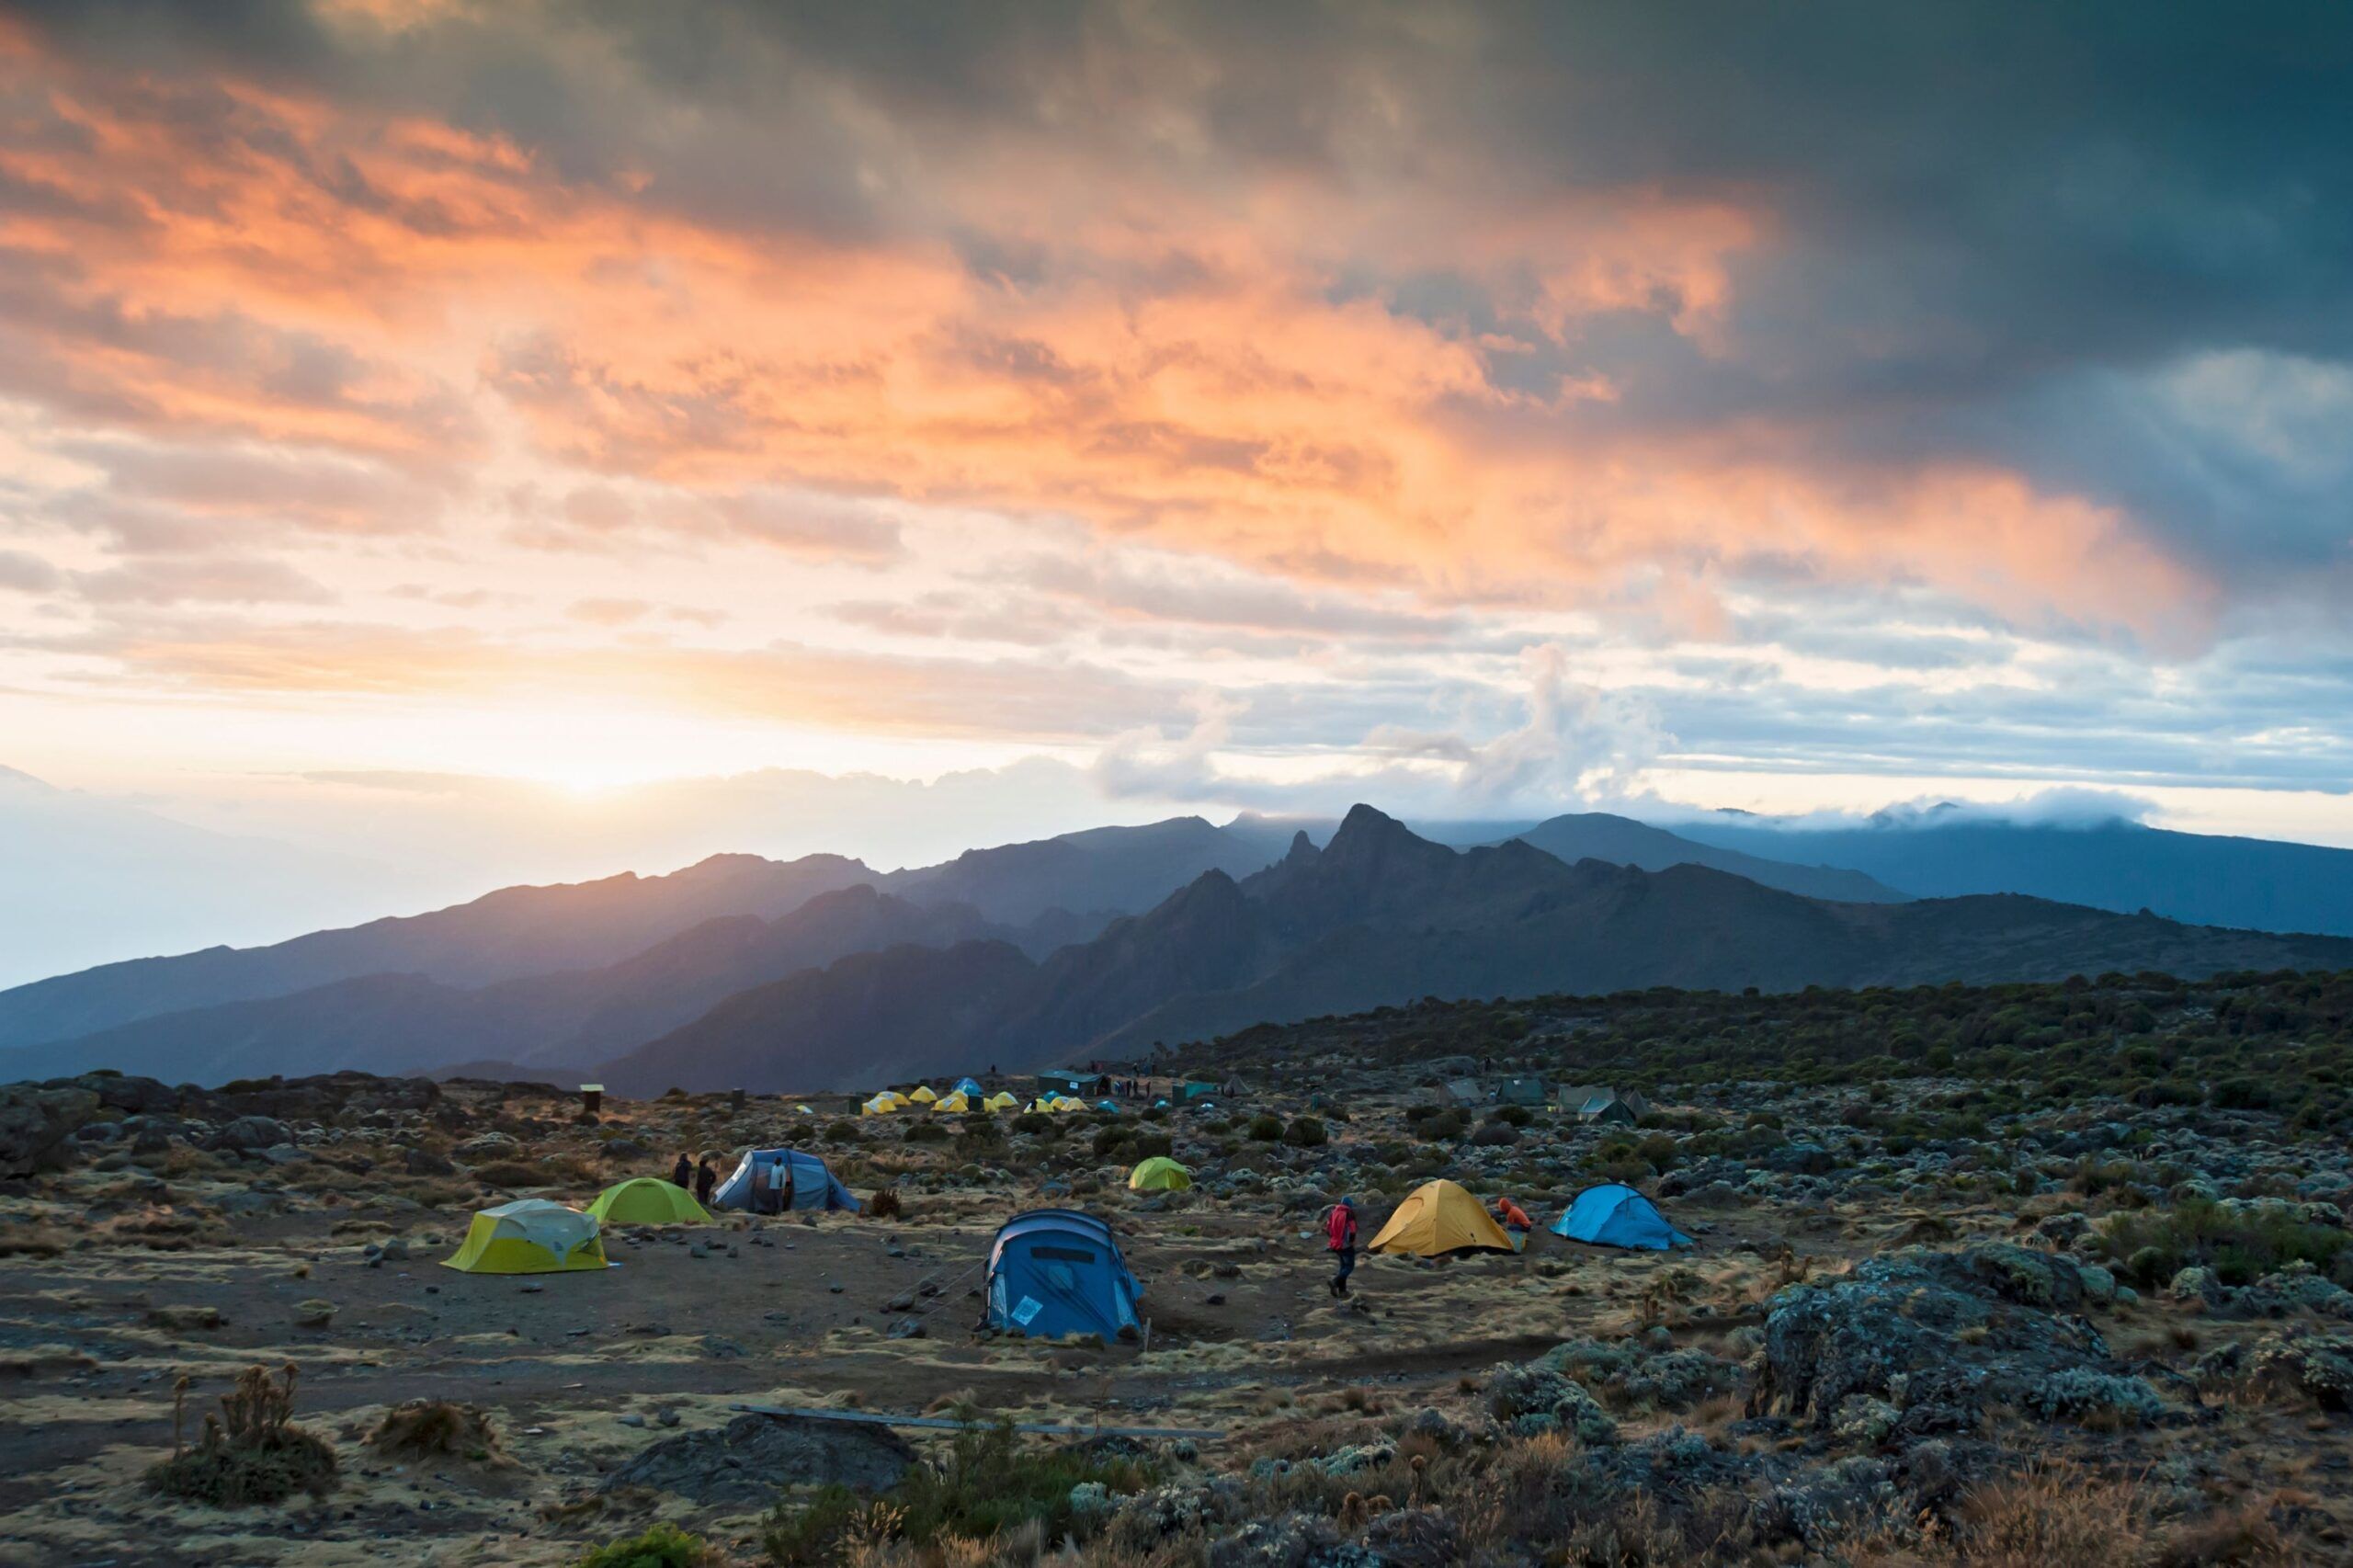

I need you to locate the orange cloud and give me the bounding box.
[0,26,2212,653]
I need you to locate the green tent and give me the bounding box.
[586,1176,711,1226]
[1128,1156,1193,1192]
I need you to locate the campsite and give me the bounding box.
[3,970,2352,1564]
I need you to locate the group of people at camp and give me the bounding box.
[669,1152,720,1208]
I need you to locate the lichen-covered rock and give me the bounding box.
[597,1412,913,1505]
[1109,1480,1242,1547]
[1485,1358,1619,1444]
[208,1114,293,1153]
[1534,1337,1745,1412]
[2021,1367,2165,1426]
[1756,1455,1900,1547]
[1831,1394,1899,1445]
[1359,1507,1461,1568]
[2235,1334,2353,1411]
[1205,1510,1381,1568]
[1750,1245,2115,1436]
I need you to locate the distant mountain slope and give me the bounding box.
[1507,812,1908,903]
[0,853,878,1051]
[613,940,1042,1094]
[880,814,1287,925]
[0,812,1287,1053]
[1674,812,2353,937]
[612,806,2353,1093]
[12,886,1007,1086]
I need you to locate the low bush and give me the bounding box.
[2097,1199,2350,1288]
[577,1522,717,1567]
[1283,1116,1328,1147]
[1247,1114,1285,1142]
[146,1363,337,1507]
[764,1418,1153,1565]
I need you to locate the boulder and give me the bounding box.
[0,1085,99,1176]
[403,1145,457,1176]
[208,1115,292,1153]
[1749,1245,2121,1437]
[598,1412,914,1505]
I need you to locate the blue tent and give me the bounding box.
[1096,1099,1120,1113]
[952,1076,984,1097]
[985,1210,1142,1341]
[1552,1184,1692,1251]
[711,1148,860,1214]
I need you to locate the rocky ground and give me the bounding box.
[1,1060,2349,1566]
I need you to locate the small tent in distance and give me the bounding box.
[983,1091,1018,1111]
[936,1091,972,1113]
[443,1199,608,1274]
[907,1085,938,1105]
[711,1149,861,1214]
[1552,1184,1692,1250]
[951,1076,984,1098]
[1367,1179,1517,1257]
[587,1177,710,1226]
[1128,1156,1192,1192]
[986,1210,1143,1340]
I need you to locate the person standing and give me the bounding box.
[670,1152,692,1189]
[1325,1197,1359,1299]
[778,1156,798,1214]
[693,1154,717,1209]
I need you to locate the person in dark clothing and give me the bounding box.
[778,1159,797,1213]
[670,1153,692,1189]
[693,1154,717,1207]
[1325,1197,1359,1298]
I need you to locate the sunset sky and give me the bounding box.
[4,1,2351,887]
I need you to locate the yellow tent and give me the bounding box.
[442,1199,608,1275]
[1366,1180,1516,1257]
[936,1091,972,1113]
[586,1177,710,1226]
[861,1094,898,1116]
[908,1085,938,1104]
[1054,1096,1087,1112]
[794,1104,813,1114]
[883,1091,913,1107]
[1128,1156,1193,1192]
[983,1091,1017,1110]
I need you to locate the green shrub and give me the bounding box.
[1247,1114,1284,1142]
[1495,1105,1533,1126]
[823,1119,862,1143]
[578,1522,715,1567]
[1417,1109,1467,1142]
[1010,1112,1058,1137]
[765,1419,1152,1565]
[1282,1116,1327,1147]
[901,1120,949,1143]
[2097,1199,2351,1288]
[146,1364,337,1508]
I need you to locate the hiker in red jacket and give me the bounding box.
[1325,1196,1359,1298]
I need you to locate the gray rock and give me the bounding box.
[402,1145,456,1176]
[1751,1244,2117,1436]
[0,1085,100,1176]
[208,1115,293,1153]
[599,1412,915,1505]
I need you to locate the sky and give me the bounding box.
[3,0,2351,947]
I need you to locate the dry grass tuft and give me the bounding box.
[369,1400,511,1467]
